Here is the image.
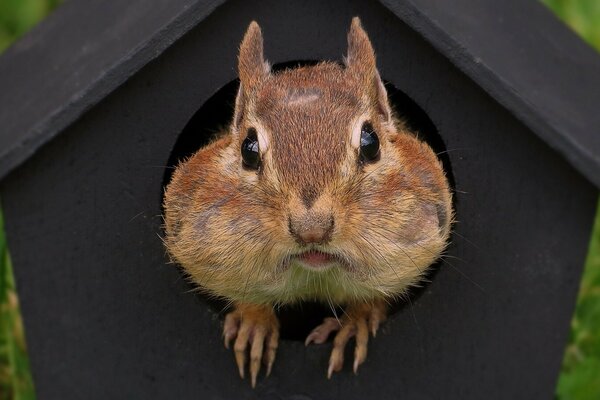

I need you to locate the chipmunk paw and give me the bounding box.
[305,300,386,378]
[223,303,279,388]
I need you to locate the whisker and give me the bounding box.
[435,147,472,156]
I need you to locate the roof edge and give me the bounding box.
[381,0,600,189]
[0,0,225,181]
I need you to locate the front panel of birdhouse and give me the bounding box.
[1,0,596,398]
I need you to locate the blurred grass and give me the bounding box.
[543,0,600,47]
[0,0,61,53]
[0,212,34,400]
[0,0,598,399]
[556,204,600,400]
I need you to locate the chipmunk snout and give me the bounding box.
[288,213,334,245]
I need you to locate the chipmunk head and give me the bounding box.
[216,18,450,301]
[165,18,451,304]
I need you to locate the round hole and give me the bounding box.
[162,60,455,341]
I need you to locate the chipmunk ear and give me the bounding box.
[347,17,376,81]
[346,17,392,123]
[233,21,270,132]
[238,21,270,90]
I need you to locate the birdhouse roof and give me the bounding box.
[0,0,599,188]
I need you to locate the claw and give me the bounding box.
[369,307,386,337]
[250,327,266,388]
[266,354,275,377]
[233,323,250,379]
[224,332,234,349]
[265,330,279,376]
[235,349,246,379]
[327,360,336,380]
[370,322,379,338]
[223,313,240,349]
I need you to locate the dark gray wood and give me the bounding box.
[1,0,596,398]
[382,0,600,189]
[0,0,225,181]
[2,0,600,190]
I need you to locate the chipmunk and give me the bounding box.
[163,17,452,388]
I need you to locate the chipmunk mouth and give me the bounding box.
[292,250,340,271]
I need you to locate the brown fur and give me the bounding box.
[163,17,453,306]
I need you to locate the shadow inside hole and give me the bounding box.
[162,60,455,341]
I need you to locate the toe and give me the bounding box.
[369,301,387,337]
[233,323,251,379]
[328,323,356,379]
[250,327,266,388]
[305,318,341,346]
[264,329,279,377]
[223,312,240,349]
[353,318,369,374]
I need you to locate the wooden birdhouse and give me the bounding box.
[0,0,598,398]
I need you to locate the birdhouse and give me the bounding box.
[0,0,598,398]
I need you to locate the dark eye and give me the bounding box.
[360,122,380,162]
[241,128,260,169]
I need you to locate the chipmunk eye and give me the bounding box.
[241,128,260,169]
[360,122,380,162]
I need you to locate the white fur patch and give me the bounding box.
[284,88,323,106]
[247,118,270,154]
[350,115,369,148]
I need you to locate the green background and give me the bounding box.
[0,0,598,398]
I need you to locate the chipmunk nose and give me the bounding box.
[288,214,334,245]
